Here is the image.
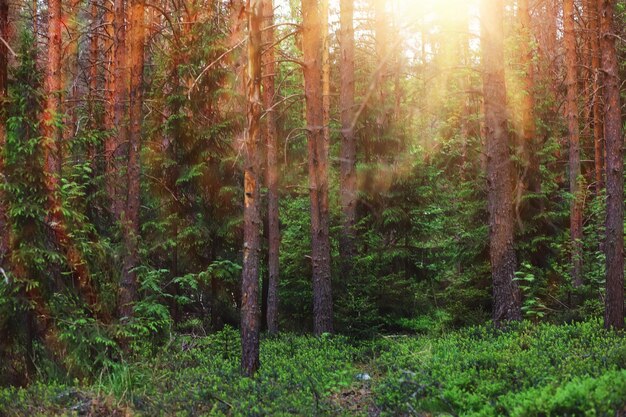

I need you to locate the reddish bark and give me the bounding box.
[564,0,583,288]
[262,0,280,335]
[118,0,145,320]
[339,0,356,272]
[302,0,333,335]
[42,0,99,312]
[241,0,263,376]
[480,0,522,325]
[589,0,603,194]
[599,0,623,330]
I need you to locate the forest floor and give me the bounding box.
[2,319,626,416]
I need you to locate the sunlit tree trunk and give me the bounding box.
[42,0,99,310]
[518,0,539,199]
[302,0,333,335]
[62,0,81,146]
[108,0,128,219]
[339,0,356,274]
[88,0,100,129]
[241,0,262,376]
[589,0,603,194]
[262,0,280,335]
[480,0,521,325]
[118,0,145,319]
[600,0,623,330]
[564,0,583,288]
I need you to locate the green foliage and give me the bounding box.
[373,319,626,416]
[0,328,357,416]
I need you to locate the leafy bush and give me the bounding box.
[373,319,626,416]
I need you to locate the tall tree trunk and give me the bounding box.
[43,0,98,310]
[564,0,583,288]
[0,0,9,267]
[89,0,100,129]
[302,0,333,335]
[108,0,128,219]
[262,0,280,335]
[339,0,356,274]
[374,0,387,134]
[600,0,623,330]
[518,0,539,198]
[480,0,522,325]
[241,0,262,376]
[118,0,145,319]
[590,0,603,194]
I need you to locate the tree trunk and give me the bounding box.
[43,0,99,311]
[564,0,583,288]
[108,0,128,220]
[0,0,9,266]
[600,0,623,330]
[118,0,144,320]
[302,0,333,335]
[480,0,522,325]
[339,0,356,274]
[241,0,262,376]
[590,0,603,194]
[88,0,100,129]
[262,0,280,335]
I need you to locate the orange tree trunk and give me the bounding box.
[302,0,333,335]
[339,0,356,274]
[564,0,583,288]
[599,0,623,330]
[241,0,263,376]
[262,0,280,335]
[480,0,522,325]
[118,0,145,319]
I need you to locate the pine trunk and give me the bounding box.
[600,0,623,330]
[241,0,263,376]
[0,0,9,266]
[302,0,333,335]
[564,0,583,288]
[480,0,522,325]
[262,0,280,335]
[339,0,356,276]
[118,0,145,319]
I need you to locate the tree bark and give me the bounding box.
[564,0,583,288]
[241,0,263,376]
[339,0,356,274]
[590,0,603,194]
[600,0,623,330]
[118,0,145,320]
[480,0,522,325]
[262,0,280,335]
[302,0,333,335]
[43,0,99,311]
[0,0,9,267]
[108,0,128,219]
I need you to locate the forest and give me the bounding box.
[0,0,626,415]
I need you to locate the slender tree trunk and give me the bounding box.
[0,0,9,266]
[108,0,128,219]
[590,0,603,194]
[480,0,522,325]
[564,0,583,288]
[600,0,623,330]
[374,0,387,134]
[519,0,539,197]
[118,0,145,319]
[339,0,356,274]
[43,0,99,311]
[241,0,262,376]
[302,0,333,335]
[103,0,114,135]
[89,0,100,129]
[262,0,280,335]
